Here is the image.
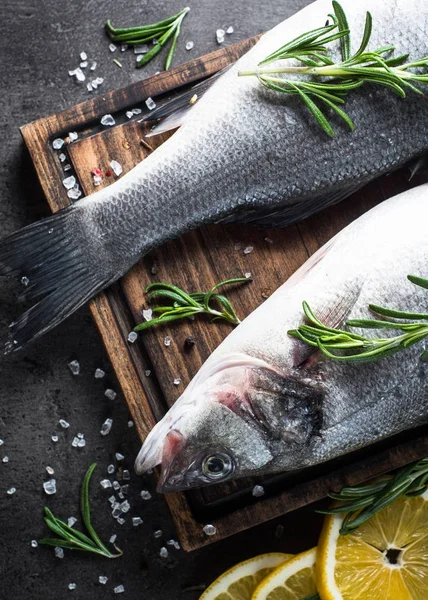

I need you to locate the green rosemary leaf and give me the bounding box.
[353,10,372,58]
[315,95,355,130]
[408,274,428,290]
[369,304,428,320]
[292,85,335,137]
[332,0,350,60]
[135,311,199,331]
[80,463,113,557]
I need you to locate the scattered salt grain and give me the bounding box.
[110,160,123,177]
[142,308,153,321]
[93,174,102,186]
[164,336,171,347]
[68,517,77,527]
[68,583,76,590]
[134,44,149,54]
[140,490,152,501]
[31,540,38,548]
[107,464,115,474]
[108,495,115,505]
[46,466,54,475]
[245,272,252,279]
[52,138,65,150]
[21,276,29,286]
[203,524,217,536]
[264,236,274,244]
[2,456,9,463]
[122,470,131,481]
[68,187,82,201]
[101,114,116,127]
[51,435,58,443]
[132,517,143,526]
[117,517,126,525]
[86,82,93,92]
[80,61,88,68]
[226,26,234,34]
[80,51,87,61]
[77,438,86,448]
[63,176,76,191]
[127,331,138,343]
[243,246,254,255]
[109,43,117,52]
[63,164,72,172]
[100,479,112,489]
[95,368,105,379]
[121,484,129,495]
[59,153,66,162]
[100,418,113,436]
[114,585,125,594]
[105,389,117,401]
[115,452,125,461]
[145,370,151,377]
[71,437,79,447]
[7,487,16,495]
[90,60,97,71]
[69,131,78,142]
[121,43,127,52]
[185,40,194,50]
[132,108,142,115]
[159,547,168,559]
[154,529,162,538]
[252,485,265,497]
[145,97,156,110]
[109,534,117,544]
[126,111,133,119]
[0,440,3,445]
[59,419,70,429]
[216,28,225,44]
[43,479,57,495]
[55,547,64,559]
[69,67,85,82]
[128,420,134,428]
[113,481,120,490]
[99,575,108,584]
[173,378,181,386]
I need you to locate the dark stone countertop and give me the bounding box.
[0,1,322,598]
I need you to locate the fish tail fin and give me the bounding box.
[0,206,110,354]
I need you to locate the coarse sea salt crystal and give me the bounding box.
[115,452,125,461]
[113,481,120,491]
[101,418,113,436]
[245,272,252,279]
[132,517,143,526]
[68,359,80,375]
[2,456,9,463]
[142,309,152,322]
[0,439,3,445]
[252,484,265,497]
[93,174,102,186]
[77,438,86,448]
[145,97,156,110]
[31,540,38,547]
[185,40,194,50]
[7,487,16,495]
[126,111,133,119]
[107,464,115,474]
[95,368,105,379]
[226,26,234,34]
[132,108,142,115]
[134,44,149,54]
[59,419,70,429]
[55,547,64,558]
[203,524,217,536]
[69,131,78,142]
[43,479,57,495]
[95,77,104,85]
[68,583,76,590]
[164,336,171,347]
[72,437,79,447]
[63,164,72,172]
[68,516,77,527]
[70,67,85,82]
[109,43,117,52]
[109,534,117,544]
[87,82,93,92]
[128,420,134,428]
[51,435,58,443]
[100,479,112,489]
[154,529,162,538]
[243,246,254,255]
[101,114,115,127]
[110,160,123,177]
[264,236,274,244]
[63,176,76,191]
[114,585,125,594]
[216,28,225,43]
[80,51,87,61]
[173,378,181,386]
[21,276,29,286]
[105,389,117,401]
[59,153,66,162]
[140,490,151,500]
[122,470,131,481]
[67,187,82,201]
[99,575,108,584]
[80,61,88,68]
[46,466,54,475]
[127,331,138,343]
[145,369,151,377]
[117,517,126,525]
[53,138,65,150]
[159,547,168,558]
[90,60,97,71]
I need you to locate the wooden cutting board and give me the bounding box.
[20,37,428,551]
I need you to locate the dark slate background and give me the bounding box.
[0,1,324,598]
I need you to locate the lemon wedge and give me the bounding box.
[200,553,293,600]
[317,490,428,599]
[251,548,318,600]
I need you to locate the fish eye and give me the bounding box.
[202,452,234,480]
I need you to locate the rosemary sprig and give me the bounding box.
[106,7,190,70]
[288,275,428,363]
[39,463,122,558]
[134,277,251,332]
[239,1,428,136]
[320,456,428,535]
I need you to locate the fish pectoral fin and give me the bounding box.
[143,67,231,138]
[217,182,367,228]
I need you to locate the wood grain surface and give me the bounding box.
[20,37,428,551]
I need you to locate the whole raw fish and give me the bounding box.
[1,0,428,350]
[136,184,428,491]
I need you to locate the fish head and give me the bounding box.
[135,353,324,492]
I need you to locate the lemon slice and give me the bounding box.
[317,490,428,600]
[251,548,318,600]
[200,553,293,600]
